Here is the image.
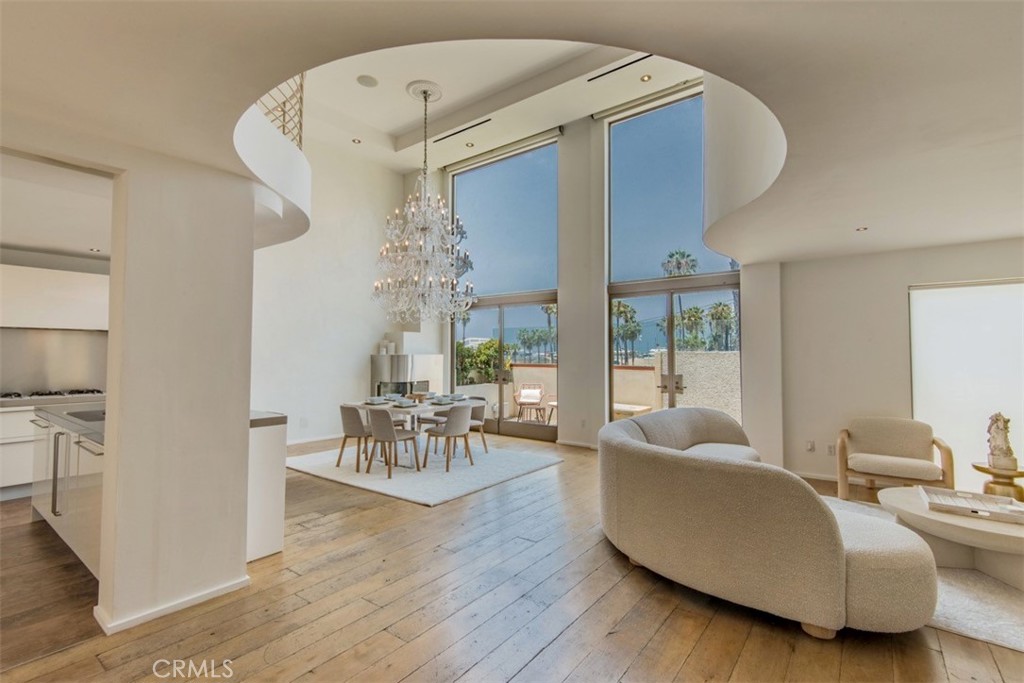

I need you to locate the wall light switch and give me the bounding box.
[806,440,816,452]
[827,445,836,457]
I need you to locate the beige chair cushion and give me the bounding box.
[680,443,761,462]
[830,508,937,632]
[848,452,943,481]
[848,417,934,461]
[519,389,542,404]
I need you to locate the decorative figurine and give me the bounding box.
[987,413,1017,471]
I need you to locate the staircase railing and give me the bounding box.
[256,73,305,149]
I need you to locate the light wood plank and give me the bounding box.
[621,603,711,683]
[937,630,1003,683]
[730,621,797,682]
[840,631,894,683]
[786,632,843,682]
[673,603,753,682]
[989,643,1024,683]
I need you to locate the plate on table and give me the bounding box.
[393,401,416,408]
[365,398,390,405]
[384,393,404,400]
[431,399,453,406]
[450,394,467,401]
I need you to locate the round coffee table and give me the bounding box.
[971,462,1024,501]
[877,487,1024,590]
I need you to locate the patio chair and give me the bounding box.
[514,383,546,422]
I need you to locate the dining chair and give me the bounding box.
[338,405,372,471]
[468,396,488,453]
[367,408,420,479]
[417,406,450,431]
[423,404,473,472]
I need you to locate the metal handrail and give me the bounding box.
[256,73,305,149]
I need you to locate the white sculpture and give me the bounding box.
[987,413,1018,471]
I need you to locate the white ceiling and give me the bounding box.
[0,153,112,258]
[0,2,1019,263]
[303,41,702,172]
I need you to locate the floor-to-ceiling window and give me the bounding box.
[608,93,742,422]
[451,142,558,440]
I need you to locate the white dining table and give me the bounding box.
[342,397,485,424]
[342,398,486,469]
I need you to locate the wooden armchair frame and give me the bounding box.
[837,429,954,500]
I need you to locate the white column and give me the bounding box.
[555,119,608,449]
[97,156,256,632]
[740,262,784,467]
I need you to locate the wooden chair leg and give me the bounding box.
[354,437,361,473]
[366,441,377,474]
[445,437,452,472]
[412,438,420,471]
[336,436,348,467]
[386,442,393,480]
[464,435,474,466]
[837,469,849,500]
[478,424,488,453]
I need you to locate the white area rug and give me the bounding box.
[286,444,562,507]
[823,496,1024,651]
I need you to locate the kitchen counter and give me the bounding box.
[2,394,105,409]
[35,401,105,445]
[250,410,286,428]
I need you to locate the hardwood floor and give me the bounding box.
[2,434,1021,682]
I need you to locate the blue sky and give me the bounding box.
[454,94,735,343]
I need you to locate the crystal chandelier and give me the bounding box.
[373,80,475,323]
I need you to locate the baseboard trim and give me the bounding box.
[93,574,251,635]
[287,433,342,447]
[556,439,597,451]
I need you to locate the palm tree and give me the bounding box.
[708,302,734,350]
[620,319,642,363]
[661,249,699,333]
[455,310,470,343]
[610,300,636,365]
[681,306,704,341]
[661,249,699,277]
[541,303,558,361]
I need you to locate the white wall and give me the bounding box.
[780,237,1024,479]
[250,141,403,443]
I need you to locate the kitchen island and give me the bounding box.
[32,401,105,577]
[30,402,287,579]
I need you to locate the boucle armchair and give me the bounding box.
[599,407,937,639]
[837,417,954,500]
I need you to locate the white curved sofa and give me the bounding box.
[599,407,937,638]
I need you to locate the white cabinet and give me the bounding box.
[1,408,40,488]
[0,264,109,330]
[31,416,103,577]
[247,417,287,562]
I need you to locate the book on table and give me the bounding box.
[918,486,1024,525]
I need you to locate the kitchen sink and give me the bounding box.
[67,410,106,422]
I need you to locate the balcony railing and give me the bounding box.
[256,73,304,149]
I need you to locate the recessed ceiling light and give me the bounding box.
[356,75,379,88]
[640,74,652,82]
[352,138,362,144]
[89,248,101,253]
[465,142,475,148]
[855,226,869,232]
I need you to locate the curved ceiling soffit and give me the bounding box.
[233,37,786,257]
[233,106,312,248]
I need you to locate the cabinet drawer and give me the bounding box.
[0,409,36,442]
[1,440,35,487]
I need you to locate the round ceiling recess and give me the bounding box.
[406,80,443,103]
[356,74,379,88]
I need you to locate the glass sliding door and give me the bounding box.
[610,287,741,423]
[453,298,557,441]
